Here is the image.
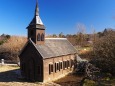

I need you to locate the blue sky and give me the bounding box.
[0,0,115,36]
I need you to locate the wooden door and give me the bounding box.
[26,58,35,81]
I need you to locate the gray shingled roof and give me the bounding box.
[31,38,77,59]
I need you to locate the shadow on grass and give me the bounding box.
[0,68,86,86]
[0,69,24,82]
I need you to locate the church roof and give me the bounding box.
[30,38,77,59]
[29,16,43,25]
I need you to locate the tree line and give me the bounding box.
[46,28,114,47]
[0,28,115,66]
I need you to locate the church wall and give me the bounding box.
[43,54,76,82]
[19,42,43,82]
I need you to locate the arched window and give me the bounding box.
[41,33,44,41]
[37,33,40,41]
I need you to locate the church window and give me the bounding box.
[66,61,67,68]
[37,33,41,41]
[59,62,62,70]
[51,65,53,73]
[49,64,53,74]
[55,63,56,72]
[57,63,59,70]
[63,61,67,69]
[55,62,60,72]
[63,61,65,69]
[71,60,74,67]
[41,33,44,41]
[67,60,69,68]
[60,62,62,69]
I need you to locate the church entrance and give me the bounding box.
[26,58,42,82]
[26,58,35,81]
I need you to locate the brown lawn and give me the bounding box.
[0,65,83,86]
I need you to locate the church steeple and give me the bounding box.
[27,0,45,45]
[28,0,44,26]
[35,0,39,16]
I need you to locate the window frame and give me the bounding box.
[58,62,62,71]
[63,61,65,70]
[49,63,53,75]
[37,33,41,41]
[41,33,44,41]
[71,59,74,68]
[55,63,57,73]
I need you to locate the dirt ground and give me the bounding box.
[0,65,83,86]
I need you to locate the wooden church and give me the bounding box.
[19,1,77,82]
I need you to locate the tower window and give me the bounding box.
[37,33,41,41]
[41,33,44,41]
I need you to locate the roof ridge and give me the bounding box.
[45,38,67,40]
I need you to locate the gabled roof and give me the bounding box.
[29,38,77,59]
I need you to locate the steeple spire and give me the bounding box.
[35,0,39,16]
[27,0,44,26]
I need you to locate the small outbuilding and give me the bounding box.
[19,1,77,82]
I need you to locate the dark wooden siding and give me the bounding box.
[19,42,43,82]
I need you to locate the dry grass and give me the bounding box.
[0,65,19,72]
[0,66,57,86]
[0,36,27,53]
[54,74,84,86]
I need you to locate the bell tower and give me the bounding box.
[27,0,45,45]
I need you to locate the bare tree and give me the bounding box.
[91,30,115,75]
[76,23,86,34]
[0,36,27,62]
[76,23,86,46]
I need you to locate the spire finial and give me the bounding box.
[35,0,39,16]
